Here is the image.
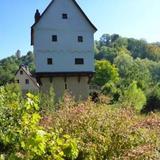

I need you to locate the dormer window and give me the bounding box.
[78,36,83,42]
[62,13,68,19]
[47,58,53,65]
[52,35,57,42]
[20,70,23,75]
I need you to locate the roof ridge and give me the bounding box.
[31,0,97,45]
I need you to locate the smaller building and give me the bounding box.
[15,65,39,93]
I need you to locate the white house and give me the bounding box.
[31,0,97,99]
[15,65,39,93]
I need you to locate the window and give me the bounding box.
[62,13,68,19]
[78,36,83,42]
[75,58,84,65]
[47,58,53,65]
[17,80,19,83]
[65,83,68,89]
[20,70,23,75]
[25,79,29,84]
[49,77,53,83]
[52,35,57,42]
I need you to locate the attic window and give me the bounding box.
[52,35,57,42]
[17,80,19,83]
[62,13,68,19]
[20,70,23,75]
[78,36,83,42]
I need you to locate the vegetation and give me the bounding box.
[0,84,78,160]
[0,84,160,159]
[1,33,160,158]
[0,51,35,86]
[94,33,160,112]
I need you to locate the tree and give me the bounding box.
[15,50,21,59]
[125,58,152,90]
[127,38,147,59]
[100,34,111,46]
[145,44,160,61]
[111,34,120,43]
[95,46,118,63]
[93,60,120,87]
[114,50,134,78]
[112,37,128,48]
[119,81,146,112]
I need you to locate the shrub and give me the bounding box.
[143,84,160,113]
[48,96,160,160]
[119,81,146,112]
[0,84,78,160]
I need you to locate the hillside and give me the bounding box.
[0,51,35,86]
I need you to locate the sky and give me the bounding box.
[0,0,160,59]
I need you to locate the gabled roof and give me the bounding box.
[31,0,97,45]
[15,66,39,88]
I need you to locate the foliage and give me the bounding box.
[143,84,160,113]
[48,95,160,160]
[119,81,146,112]
[93,60,120,87]
[95,46,118,63]
[0,84,78,160]
[0,51,35,86]
[114,51,134,78]
[0,83,160,159]
[40,86,56,113]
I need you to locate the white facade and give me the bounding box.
[32,0,96,73]
[15,66,39,92]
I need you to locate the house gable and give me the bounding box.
[15,67,39,91]
[31,0,97,45]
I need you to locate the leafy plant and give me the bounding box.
[0,84,78,160]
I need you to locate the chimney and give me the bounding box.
[34,9,41,23]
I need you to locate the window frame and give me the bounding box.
[20,70,23,75]
[75,58,84,65]
[25,79,29,85]
[47,58,53,65]
[78,36,83,43]
[52,35,58,42]
[62,13,68,19]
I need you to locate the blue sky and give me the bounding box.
[0,0,160,59]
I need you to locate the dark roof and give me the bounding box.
[31,0,97,45]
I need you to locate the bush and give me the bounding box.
[48,96,160,160]
[1,84,160,159]
[119,81,146,112]
[143,84,160,113]
[0,84,78,160]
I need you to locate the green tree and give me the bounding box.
[93,60,120,87]
[100,34,111,46]
[145,44,160,61]
[114,50,134,78]
[95,46,118,63]
[119,81,146,112]
[127,38,147,59]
